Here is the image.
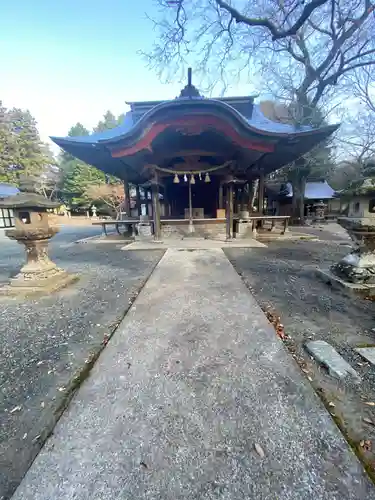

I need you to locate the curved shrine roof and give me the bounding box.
[51,97,339,183]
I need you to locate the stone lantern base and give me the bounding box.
[1,231,78,297]
[316,218,375,296]
[3,272,78,296]
[315,268,375,296]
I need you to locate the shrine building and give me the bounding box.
[51,70,338,240]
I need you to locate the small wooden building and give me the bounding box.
[266,180,339,218]
[0,183,19,228]
[339,178,375,223]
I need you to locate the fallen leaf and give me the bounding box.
[365,402,375,406]
[328,402,335,408]
[364,417,375,427]
[360,439,372,451]
[254,443,265,458]
[10,406,22,414]
[22,433,27,440]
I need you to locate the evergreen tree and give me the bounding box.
[60,122,89,163]
[59,123,105,207]
[92,111,124,184]
[93,111,123,133]
[58,110,125,208]
[0,101,18,184]
[0,104,50,185]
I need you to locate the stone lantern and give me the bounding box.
[330,217,375,285]
[317,172,375,293]
[0,176,76,295]
[313,200,326,223]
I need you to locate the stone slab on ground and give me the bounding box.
[122,237,266,250]
[355,347,375,365]
[315,268,375,296]
[0,232,163,500]
[13,249,373,499]
[305,340,360,381]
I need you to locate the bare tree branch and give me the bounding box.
[146,0,375,127]
[351,66,375,112]
[214,0,331,40]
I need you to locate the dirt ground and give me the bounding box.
[0,235,163,500]
[225,232,375,480]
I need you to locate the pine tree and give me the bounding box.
[93,111,123,132]
[59,123,105,207]
[60,122,89,164]
[0,101,18,184]
[0,104,50,185]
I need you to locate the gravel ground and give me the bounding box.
[0,230,163,500]
[225,236,375,480]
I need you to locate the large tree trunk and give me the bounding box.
[291,176,306,225]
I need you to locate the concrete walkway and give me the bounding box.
[13,249,374,499]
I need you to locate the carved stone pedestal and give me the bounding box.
[0,175,77,297]
[2,228,77,297]
[317,218,375,295]
[331,218,375,284]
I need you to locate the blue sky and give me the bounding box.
[0,0,255,151]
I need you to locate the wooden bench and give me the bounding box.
[237,215,290,237]
[92,219,140,237]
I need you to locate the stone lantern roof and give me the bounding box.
[0,175,59,209]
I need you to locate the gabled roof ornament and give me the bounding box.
[178,68,201,99]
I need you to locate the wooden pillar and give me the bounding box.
[226,182,234,240]
[145,189,150,216]
[188,179,194,233]
[136,185,141,216]
[247,181,253,212]
[240,186,247,212]
[151,174,161,241]
[123,179,131,215]
[234,185,241,214]
[163,185,170,217]
[258,173,265,214]
[219,184,224,209]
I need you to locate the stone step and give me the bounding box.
[305,340,360,382]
